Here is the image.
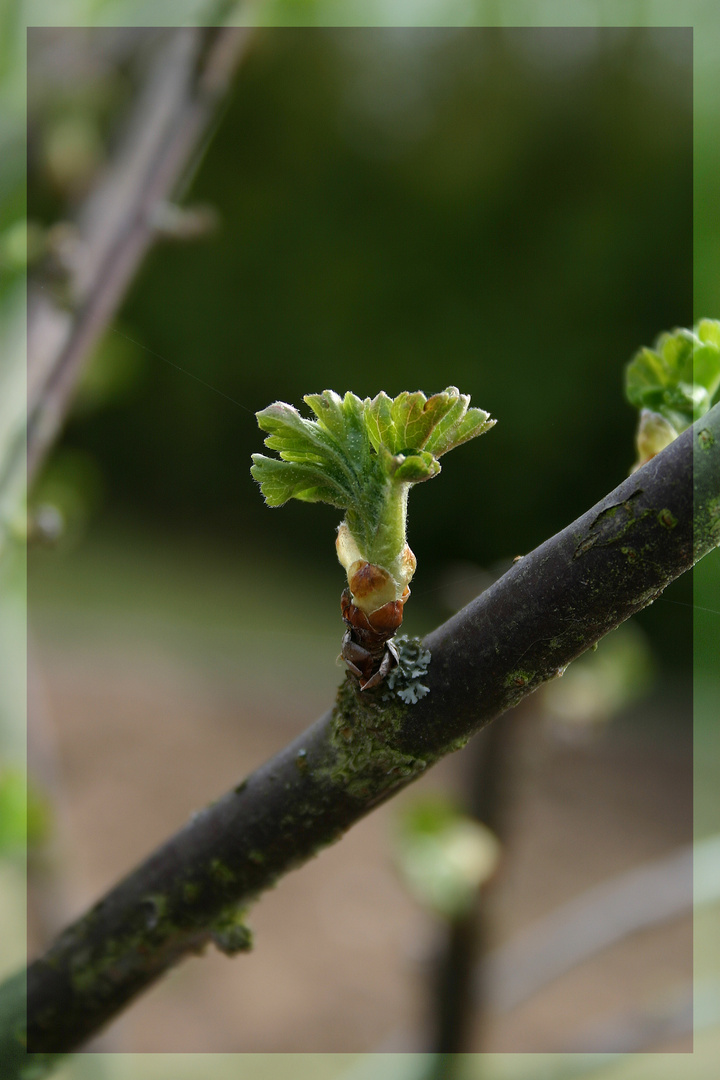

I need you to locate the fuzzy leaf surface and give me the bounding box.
[364,386,495,458]
[252,387,495,569]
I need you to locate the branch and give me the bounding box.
[3,404,717,1067]
[480,842,695,1015]
[0,24,251,532]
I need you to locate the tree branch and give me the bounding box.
[3,404,717,1067]
[0,25,251,530]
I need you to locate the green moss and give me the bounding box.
[634,585,664,608]
[24,853,260,1052]
[59,880,209,1005]
[209,859,236,886]
[68,924,152,996]
[444,732,472,754]
[209,906,253,956]
[657,508,678,529]
[698,427,715,449]
[696,496,720,556]
[505,670,534,688]
[316,677,428,800]
[69,946,112,996]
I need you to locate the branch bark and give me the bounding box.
[1,403,715,1068]
[0,24,251,528]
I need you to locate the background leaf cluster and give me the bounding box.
[625,318,720,432]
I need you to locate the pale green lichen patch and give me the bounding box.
[382,636,431,704]
[318,678,428,800]
[698,427,715,449]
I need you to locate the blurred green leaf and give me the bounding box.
[394,796,501,919]
[542,621,654,730]
[29,448,105,547]
[0,766,51,857]
[625,319,720,433]
[71,329,147,416]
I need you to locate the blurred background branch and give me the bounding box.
[0,21,252,557]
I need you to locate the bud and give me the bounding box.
[631,409,678,473]
[336,522,416,613]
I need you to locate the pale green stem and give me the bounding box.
[346,480,410,577]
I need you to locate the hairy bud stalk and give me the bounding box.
[335,522,416,613]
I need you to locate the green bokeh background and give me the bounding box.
[27,23,694,663]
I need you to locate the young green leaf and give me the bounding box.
[252,387,495,614]
[363,387,494,458]
[393,795,501,919]
[625,319,720,471]
[625,319,720,432]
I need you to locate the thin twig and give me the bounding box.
[0,25,251,517]
[478,842,697,1015]
[1,404,715,1067]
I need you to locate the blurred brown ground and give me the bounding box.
[27,619,692,1054]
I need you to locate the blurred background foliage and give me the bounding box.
[26,24,693,665]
